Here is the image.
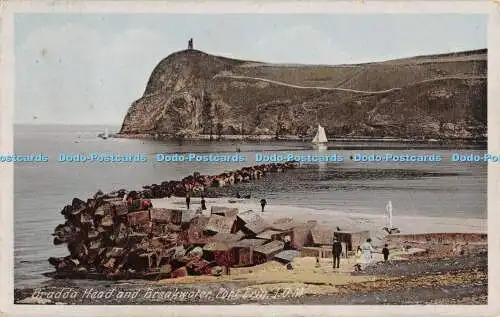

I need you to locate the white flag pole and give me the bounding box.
[386,201,393,229]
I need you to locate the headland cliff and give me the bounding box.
[119,49,487,140]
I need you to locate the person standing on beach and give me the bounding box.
[382,244,390,262]
[361,238,375,269]
[260,198,267,212]
[186,193,191,210]
[332,237,342,269]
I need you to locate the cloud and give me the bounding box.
[15,23,166,124]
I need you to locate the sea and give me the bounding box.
[12,124,487,288]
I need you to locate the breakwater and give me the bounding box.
[47,161,298,280]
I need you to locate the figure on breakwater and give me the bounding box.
[260,198,267,212]
[186,193,191,210]
[200,195,206,210]
[188,38,193,50]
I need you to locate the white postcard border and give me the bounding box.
[1,1,498,316]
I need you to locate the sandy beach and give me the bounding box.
[14,242,487,305]
[150,197,487,239]
[13,196,488,305]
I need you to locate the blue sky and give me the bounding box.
[14,14,487,124]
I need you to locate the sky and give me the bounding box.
[14,14,487,125]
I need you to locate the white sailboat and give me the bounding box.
[312,124,328,150]
[98,128,109,140]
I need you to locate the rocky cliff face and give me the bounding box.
[119,49,487,140]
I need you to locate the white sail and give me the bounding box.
[104,128,109,138]
[312,125,328,144]
[318,126,327,143]
[386,201,393,229]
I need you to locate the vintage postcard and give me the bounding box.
[1,1,499,316]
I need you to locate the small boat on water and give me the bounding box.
[97,128,109,140]
[312,124,328,150]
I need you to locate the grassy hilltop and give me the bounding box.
[119,49,487,140]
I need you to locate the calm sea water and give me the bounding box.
[13,125,487,288]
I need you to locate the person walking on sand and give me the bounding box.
[260,198,267,212]
[186,193,191,210]
[382,244,390,262]
[332,237,342,269]
[361,238,374,269]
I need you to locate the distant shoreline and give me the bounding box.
[111,133,487,145]
[13,125,487,145]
